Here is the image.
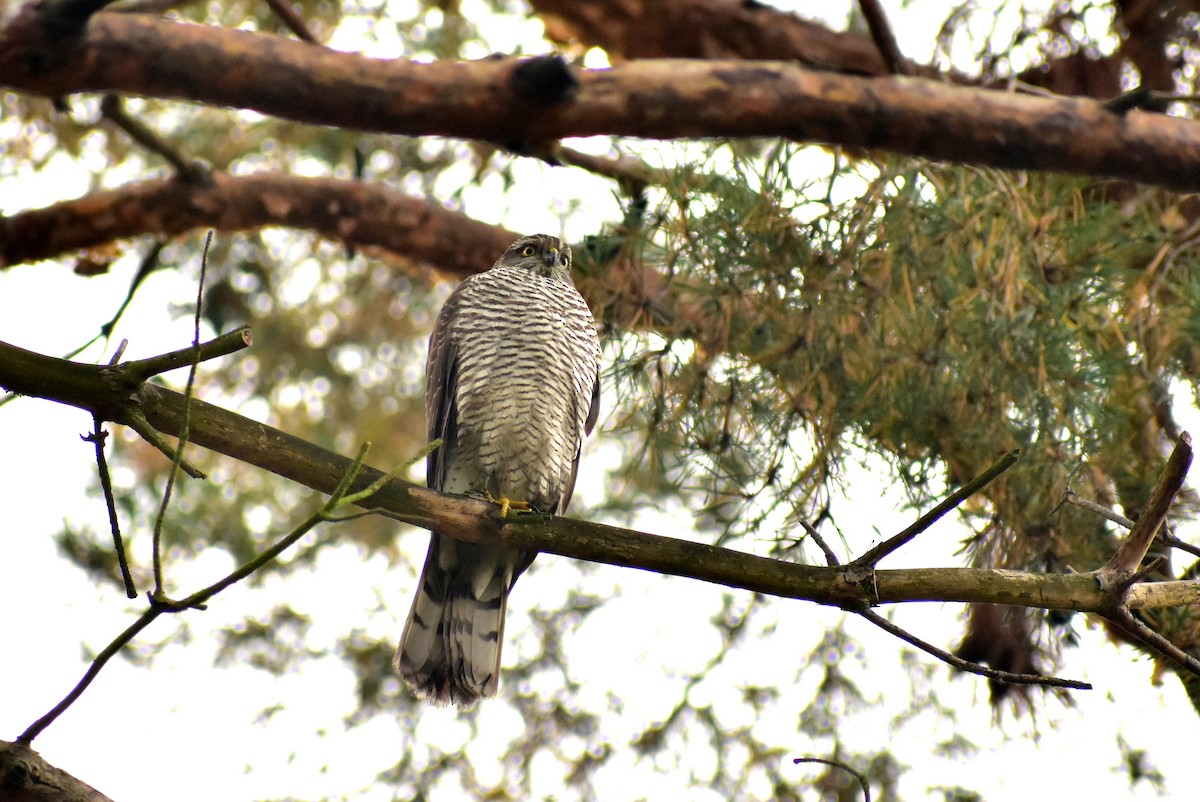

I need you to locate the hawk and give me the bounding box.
[394,234,602,706]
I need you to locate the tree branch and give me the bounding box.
[533,0,894,74]
[0,171,513,276]
[857,0,910,76]
[4,14,1200,192]
[3,337,1200,622]
[1096,433,1192,591]
[0,740,115,802]
[0,172,682,340]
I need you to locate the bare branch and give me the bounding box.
[82,420,136,598]
[3,339,1200,629]
[0,172,513,275]
[0,740,116,802]
[857,0,910,76]
[1096,433,1192,590]
[855,607,1091,691]
[852,449,1021,569]
[4,15,1200,192]
[99,94,208,181]
[793,757,872,802]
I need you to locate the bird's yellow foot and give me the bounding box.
[486,490,532,519]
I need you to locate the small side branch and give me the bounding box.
[852,449,1020,568]
[121,326,252,383]
[83,419,136,598]
[264,0,319,43]
[99,94,209,182]
[1096,432,1192,591]
[857,0,909,76]
[793,757,871,802]
[1105,604,1200,677]
[16,442,378,746]
[855,607,1091,692]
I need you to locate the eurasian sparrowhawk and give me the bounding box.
[394,234,602,706]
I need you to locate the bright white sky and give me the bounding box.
[1,2,1195,801]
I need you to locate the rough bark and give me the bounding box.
[0,741,114,802]
[0,172,513,276]
[3,14,1200,192]
[534,0,893,74]
[533,0,1199,101]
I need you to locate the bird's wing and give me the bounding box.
[558,371,601,514]
[425,289,463,492]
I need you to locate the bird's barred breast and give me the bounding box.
[448,266,598,512]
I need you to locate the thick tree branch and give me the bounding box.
[533,0,894,74]
[0,172,513,276]
[4,15,1200,192]
[0,172,681,340]
[3,337,1200,620]
[0,740,114,802]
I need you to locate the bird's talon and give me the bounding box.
[486,490,532,519]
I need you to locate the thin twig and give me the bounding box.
[65,241,167,361]
[16,607,161,745]
[263,0,319,43]
[857,0,910,76]
[84,420,136,598]
[852,449,1021,568]
[107,339,128,365]
[151,231,213,596]
[168,443,373,608]
[1064,488,1200,561]
[123,408,206,479]
[16,443,375,746]
[800,519,840,567]
[1104,605,1200,677]
[99,95,209,182]
[122,326,252,382]
[793,757,871,802]
[855,607,1092,691]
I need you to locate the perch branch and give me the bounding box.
[3,340,1200,685]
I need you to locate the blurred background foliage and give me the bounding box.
[5,0,1200,799]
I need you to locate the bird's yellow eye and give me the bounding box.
[520,245,537,257]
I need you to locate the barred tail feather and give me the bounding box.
[395,534,515,707]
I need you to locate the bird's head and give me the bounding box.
[500,234,572,279]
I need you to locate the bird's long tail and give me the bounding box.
[394,534,517,707]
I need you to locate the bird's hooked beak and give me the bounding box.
[544,246,565,269]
